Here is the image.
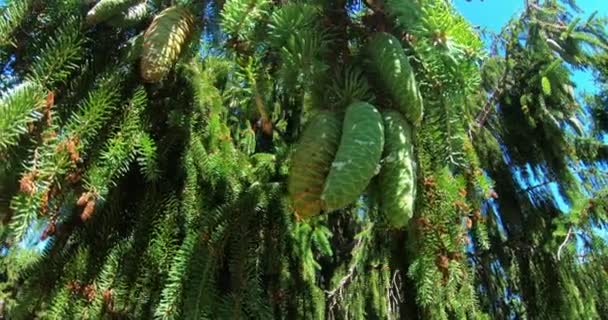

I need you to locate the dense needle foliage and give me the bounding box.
[0,0,607,319]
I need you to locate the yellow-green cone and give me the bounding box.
[140,6,194,83]
[86,0,141,25]
[288,111,341,219]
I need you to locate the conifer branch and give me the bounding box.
[26,17,83,88]
[0,0,30,48]
[0,82,45,153]
[469,46,511,137]
[2,1,608,318]
[557,226,573,261]
[325,234,366,307]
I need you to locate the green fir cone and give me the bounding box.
[140,6,194,83]
[288,111,341,219]
[322,101,384,212]
[86,0,141,25]
[378,110,416,228]
[365,32,423,126]
[107,2,149,28]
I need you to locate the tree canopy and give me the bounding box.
[0,0,607,319]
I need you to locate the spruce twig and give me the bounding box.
[557,226,573,261]
[325,236,365,308]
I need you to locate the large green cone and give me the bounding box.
[288,111,341,219]
[86,0,141,25]
[322,102,384,212]
[365,32,424,126]
[140,6,194,83]
[378,110,416,228]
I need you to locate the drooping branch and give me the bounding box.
[557,226,573,261]
[325,236,364,303]
[468,46,511,138]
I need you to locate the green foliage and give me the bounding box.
[267,3,330,91]
[221,0,270,43]
[408,167,480,319]
[325,66,374,110]
[0,81,45,153]
[26,17,84,88]
[7,71,122,241]
[83,87,150,198]
[155,228,198,320]
[0,0,29,47]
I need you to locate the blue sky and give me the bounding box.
[454,0,608,93]
[454,0,608,243]
[454,0,608,33]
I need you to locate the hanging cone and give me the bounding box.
[321,102,385,212]
[86,0,141,25]
[107,2,149,28]
[140,6,194,83]
[378,110,416,228]
[288,111,341,219]
[365,32,424,126]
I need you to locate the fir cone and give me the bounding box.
[140,6,194,82]
[365,32,424,126]
[288,111,341,219]
[321,102,384,212]
[377,110,416,229]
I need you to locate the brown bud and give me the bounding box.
[27,122,36,134]
[19,173,36,194]
[65,138,80,163]
[436,255,449,270]
[458,188,467,198]
[261,118,273,135]
[70,150,80,163]
[489,189,498,199]
[83,284,96,302]
[39,190,50,215]
[423,177,436,188]
[45,91,54,110]
[472,210,482,221]
[448,251,463,261]
[77,192,90,206]
[40,221,57,241]
[465,217,473,229]
[66,170,82,184]
[417,217,432,229]
[103,289,112,302]
[81,200,96,221]
[67,281,82,294]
